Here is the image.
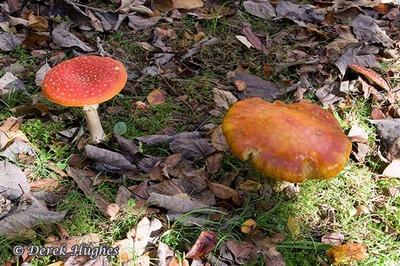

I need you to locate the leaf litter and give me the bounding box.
[1,0,400,264]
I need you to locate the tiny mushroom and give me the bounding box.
[222,98,352,183]
[42,56,127,143]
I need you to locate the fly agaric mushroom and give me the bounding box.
[42,56,127,143]
[222,98,352,183]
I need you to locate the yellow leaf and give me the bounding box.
[288,215,300,237]
[327,242,368,265]
[241,218,257,234]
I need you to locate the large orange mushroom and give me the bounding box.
[222,98,352,183]
[42,56,127,143]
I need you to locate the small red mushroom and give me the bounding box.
[42,56,127,143]
[222,98,352,183]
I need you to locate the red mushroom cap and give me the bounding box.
[222,98,352,183]
[42,56,127,107]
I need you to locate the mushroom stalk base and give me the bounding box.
[83,104,106,143]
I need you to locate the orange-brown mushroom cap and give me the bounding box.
[222,98,352,183]
[42,56,127,107]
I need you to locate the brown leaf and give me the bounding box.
[270,232,285,243]
[254,237,285,266]
[147,89,168,105]
[186,231,217,260]
[231,72,293,101]
[225,240,258,264]
[327,242,368,265]
[321,232,344,246]
[0,161,30,199]
[205,152,223,174]
[168,258,189,266]
[128,15,160,30]
[24,11,48,32]
[207,181,240,205]
[147,192,211,213]
[66,167,113,218]
[30,178,60,192]
[0,32,23,52]
[213,88,238,110]
[371,108,386,120]
[349,64,390,91]
[106,203,120,219]
[239,180,262,191]
[172,0,203,9]
[170,137,215,160]
[243,0,276,20]
[52,23,93,52]
[351,14,394,47]
[84,145,136,171]
[210,125,229,151]
[242,27,267,54]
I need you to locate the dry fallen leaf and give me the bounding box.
[327,242,368,265]
[241,219,257,234]
[349,64,390,91]
[225,240,259,264]
[207,181,241,205]
[235,35,253,49]
[321,232,344,246]
[213,88,238,110]
[30,178,60,192]
[239,180,262,191]
[243,0,276,20]
[148,192,211,213]
[186,231,217,260]
[382,159,400,178]
[147,89,168,105]
[172,0,204,10]
[210,125,229,152]
[205,152,223,174]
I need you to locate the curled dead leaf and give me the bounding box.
[382,159,400,178]
[327,242,368,265]
[186,231,217,260]
[349,64,390,91]
[241,219,257,234]
[207,181,241,205]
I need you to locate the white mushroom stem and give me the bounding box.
[83,104,106,143]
